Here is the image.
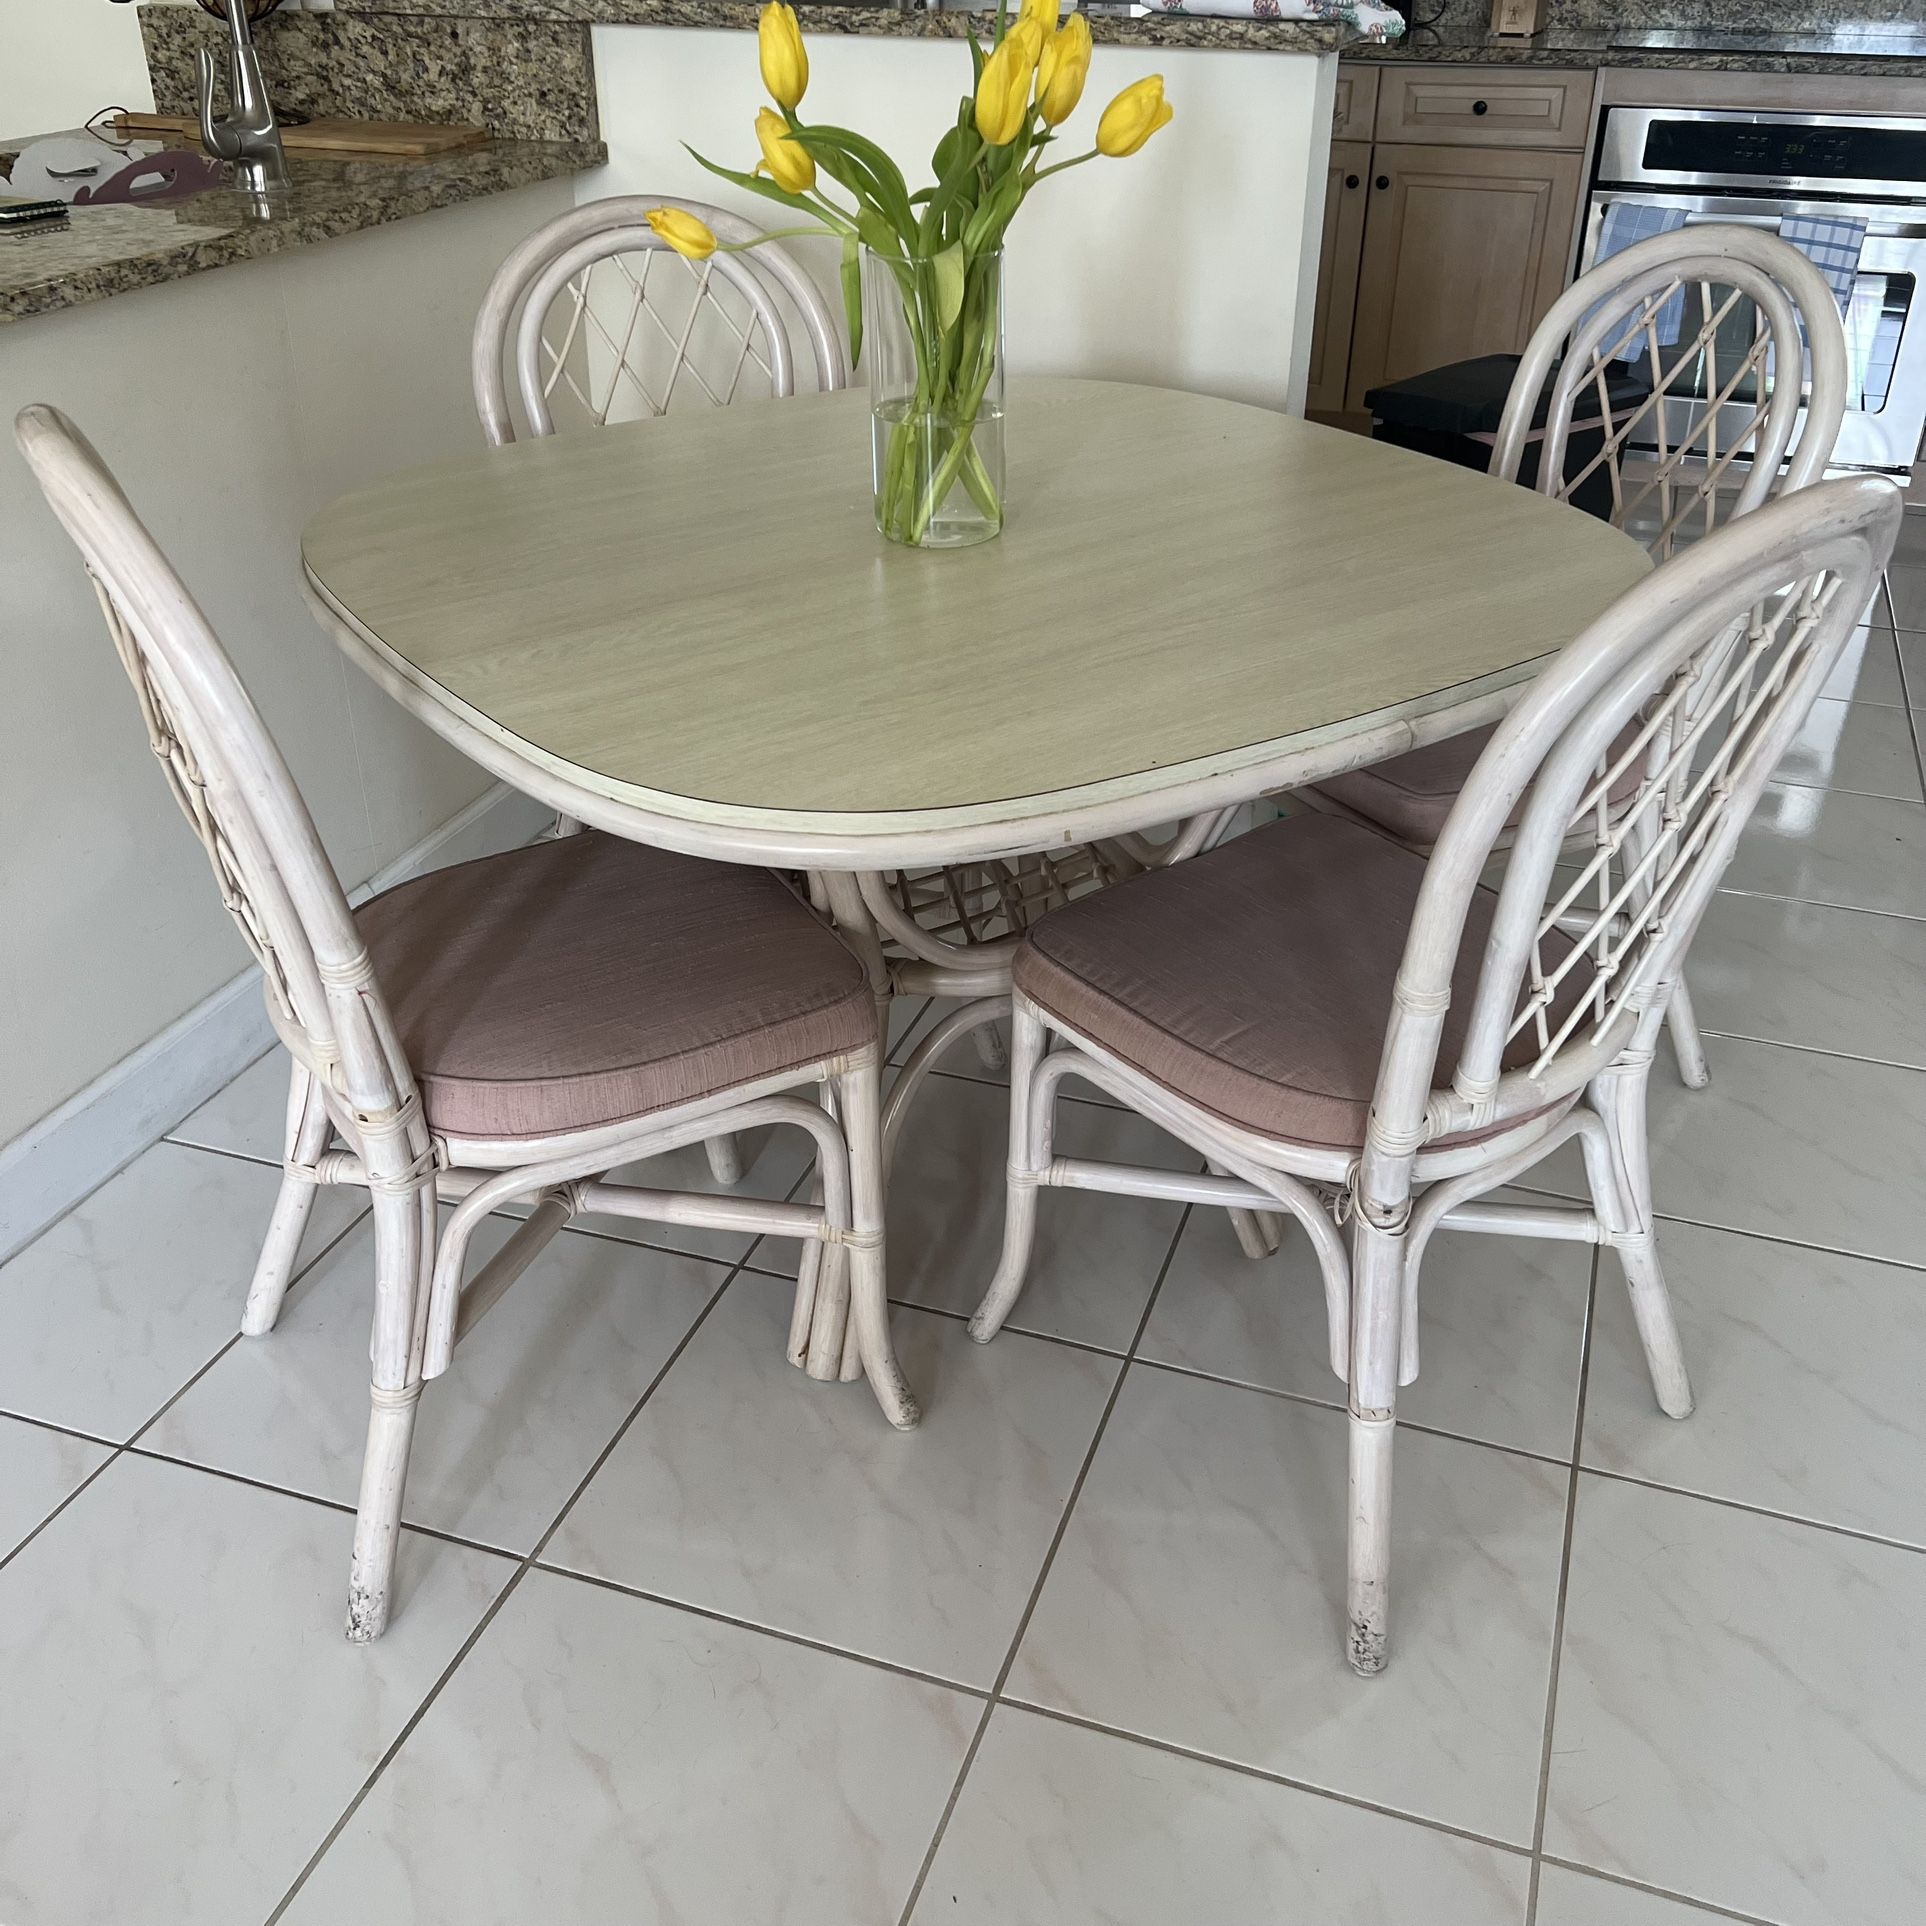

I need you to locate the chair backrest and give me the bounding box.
[1492,224,1850,559]
[1359,472,1900,1196]
[13,405,426,1192]
[471,194,849,446]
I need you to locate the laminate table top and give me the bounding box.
[301,376,1650,867]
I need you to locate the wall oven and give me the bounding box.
[1583,106,1926,476]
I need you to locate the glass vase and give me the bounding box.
[863,244,1004,550]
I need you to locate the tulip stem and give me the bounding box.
[1028,148,1100,185]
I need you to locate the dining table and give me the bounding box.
[300,373,1650,1387]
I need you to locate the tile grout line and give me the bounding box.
[1891,572,1926,800]
[1694,1026,1926,1077]
[997,1696,1535,1865]
[526,1561,993,1703]
[1537,1853,1785,1926]
[1576,1462,1926,1560]
[1128,1352,1578,1471]
[0,1202,373,1582]
[1524,1245,1601,1926]
[260,1245,751,1926]
[1508,1182,1926,1277]
[1694,1025,1926,1077]
[892,1202,1195,1926]
[124,1207,376,1450]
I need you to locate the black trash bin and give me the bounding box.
[1362,353,1651,523]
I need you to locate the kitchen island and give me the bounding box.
[0,129,598,1249]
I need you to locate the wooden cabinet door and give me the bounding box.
[1345,144,1583,413]
[1332,65,1379,142]
[1306,140,1372,417]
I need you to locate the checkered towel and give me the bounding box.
[1588,201,1690,361]
[1777,214,1867,318]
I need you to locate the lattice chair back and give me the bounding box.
[14,405,431,1204]
[471,195,849,446]
[1359,473,1898,1199]
[1491,224,1850,560]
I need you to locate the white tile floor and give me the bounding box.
[1,537,1922,1926]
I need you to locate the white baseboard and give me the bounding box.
[0,783,552,1264]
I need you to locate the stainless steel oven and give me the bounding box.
[1582,106,1926,475]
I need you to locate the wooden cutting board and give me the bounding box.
[112,114,489,158]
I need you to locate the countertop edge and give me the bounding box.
[1342,36,1926,76]
[0,139,607,326]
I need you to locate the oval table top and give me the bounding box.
[302,376,1650,868]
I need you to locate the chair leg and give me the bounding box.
[703,1133,745,1186]
[1346,1211,1404,1676]
[345,1185,431,1642]
[834,1055,919,1430]
[972,1021,1010,1072]
[969,1002,1048,1344]
[1215,1162,1283,1261]
[1665,975,1711,1091]
[241,1058,331,1337]
[1588,1053,1694,1421]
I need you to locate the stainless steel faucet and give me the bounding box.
[196,0,289,199]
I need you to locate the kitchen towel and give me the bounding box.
[1771,213,1868,394]
[1776,213,1867,317]
[1143,0,1406,36]
[1587,200,1690,360]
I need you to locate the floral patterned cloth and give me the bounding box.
[1146,0,1406,36]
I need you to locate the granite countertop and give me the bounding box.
[1347,23,1926,77]
[325,0,1362,54]
[0,136,604,324]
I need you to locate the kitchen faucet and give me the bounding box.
[196,0,289,199]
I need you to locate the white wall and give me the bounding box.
[0,0,157,139]
[589,26,1334,414]
[0,176,575,1151]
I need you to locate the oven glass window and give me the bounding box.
[1643,120,1926,184]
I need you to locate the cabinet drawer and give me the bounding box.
[1374,66,1595,149]
[1332,64,1379,142]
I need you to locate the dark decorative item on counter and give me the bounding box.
[194,0,281,19]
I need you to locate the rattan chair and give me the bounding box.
[1299,223,1852,1093]
[18,403,919,1644]
[973,472,1900,1676]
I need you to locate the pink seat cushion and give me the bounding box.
[1013,814,1584,1152]
[354,833,875,1141]
[1314,721,1644,847]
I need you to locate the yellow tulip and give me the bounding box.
[975,18,1043,147]
[645,206,718,261]
[757,2,809,111]
[1035,14,1092,127]
[754,106,816,193]
[1095,74,1174,157]
[1018,0,1061,33]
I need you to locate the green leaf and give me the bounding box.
[840,232,864,370]
[796,122,918,237]
[684,144,823,222]
[855,206,900,258]
[930,243,966,332]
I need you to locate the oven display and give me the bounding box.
[1643,120,1926,184]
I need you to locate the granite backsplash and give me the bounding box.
[1408,0,1918,28]
[137,5,599,145]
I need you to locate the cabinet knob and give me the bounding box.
[1472,99,1489,114]
[1374,174,1390,190]
[1345,172,1360,189]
